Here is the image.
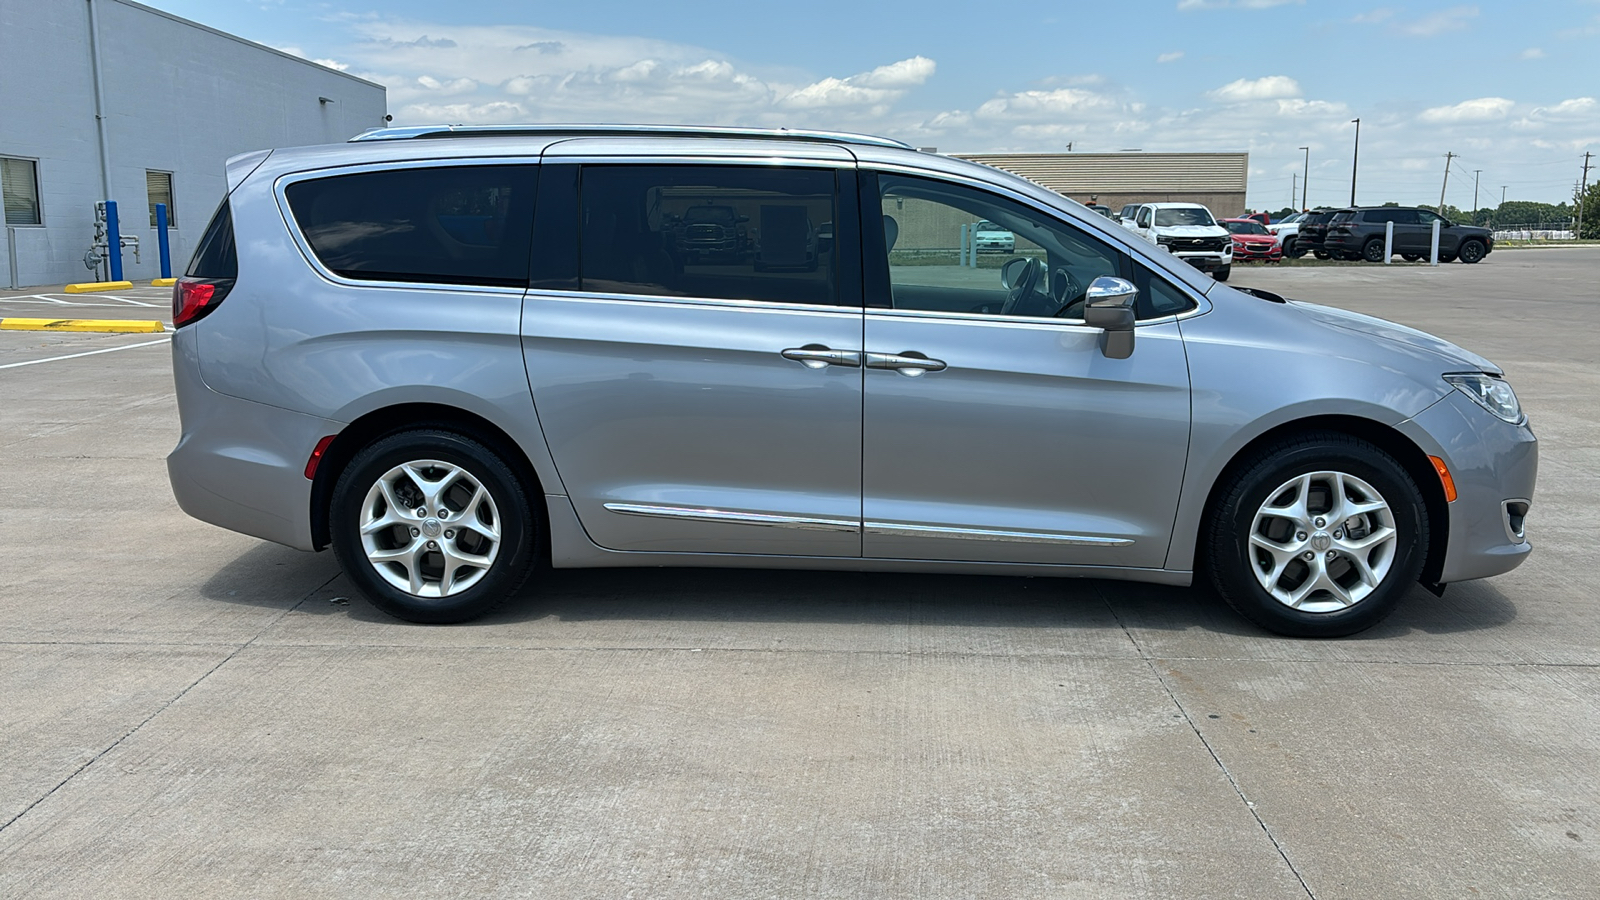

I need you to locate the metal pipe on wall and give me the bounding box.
[86,0,114,202]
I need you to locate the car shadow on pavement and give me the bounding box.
[196,544,1519,639]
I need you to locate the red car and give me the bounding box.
[1221,218,1283,262]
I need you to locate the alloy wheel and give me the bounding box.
[358,459,501,597]
[1248,470,1398,613]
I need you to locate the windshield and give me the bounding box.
[976,220,1008,233]
[1225,221,1269,235]
[1154,208,1216,227]
[684,206,735,224]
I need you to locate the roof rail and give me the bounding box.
[348,123,914,150]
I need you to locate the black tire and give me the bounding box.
[1213,264,1231,282]
[1313,250,1331,260]
[1205,432,1428,638]
[1458,239,1486,264]
[331,429,537,624]
[1401,253,1421,262]
[1361,239,1387,263]
[1282,237,1299,257]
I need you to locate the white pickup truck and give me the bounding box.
[1125,202,1234,281]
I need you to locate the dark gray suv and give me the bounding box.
[1324,207,1494,263]
[167,124,1536,637]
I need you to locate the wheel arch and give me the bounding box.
[1193,414,1450,586]
[309,402,548,553]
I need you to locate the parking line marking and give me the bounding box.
[0,336,171,370]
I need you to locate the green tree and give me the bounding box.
[1576,181,1600,240]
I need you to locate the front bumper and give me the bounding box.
[1401,390,1538,583]
[1232,243,1282,261]
[1169,250,1231,271]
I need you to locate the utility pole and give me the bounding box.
[1349,120,1360,206]
[1438,152,1457,214]
[1299,146,1310,210]
[1579,151,1593,241]
[1291,173,1297,211]
[1501,185,1507,207]
[1472,169,1482,219]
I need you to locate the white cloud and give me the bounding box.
[1352,9,1394,24]
[780,57,935,108]
[1520,47,1545,59]
[1401,5,1478,36]
[1419,97,1515,123]
[1208,75,1302,102]
[1157,51,1184,63]
[975,87,1120,119]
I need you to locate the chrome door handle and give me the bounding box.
[865,351,947,376]
[781,345,862,369]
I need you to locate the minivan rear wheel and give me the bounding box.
[1361,239,1387,263]
[331,429,536,623]
[1206,433,1428,637]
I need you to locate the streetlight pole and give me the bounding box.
[1349,119,1360,206]
[1473,169,1482,220]
[1299,146,1310,209]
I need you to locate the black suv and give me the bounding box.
[1324,207,1494,264]
[1294,208,1348,259]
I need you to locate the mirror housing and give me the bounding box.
[1084,276,1138,360]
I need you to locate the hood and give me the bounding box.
[1289,301,1501,375]
[1154,224,1227,237]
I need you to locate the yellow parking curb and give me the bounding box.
[0,318,166,333]
[151,277,177,287]
[63,281,135,293]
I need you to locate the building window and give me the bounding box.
[147,170,176,227]
[2,157,41,226]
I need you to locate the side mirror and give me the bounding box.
[1084,276,1137,360]
[998,256,1028,289]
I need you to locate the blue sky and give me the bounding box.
[144,0,1598,209]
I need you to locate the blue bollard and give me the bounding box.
[156,203,172,279]
[105,200,123,282]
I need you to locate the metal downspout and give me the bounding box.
[87,0,113,201]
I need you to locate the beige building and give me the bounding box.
[953,152,1249,218]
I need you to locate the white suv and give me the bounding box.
[1127,203,1233,281]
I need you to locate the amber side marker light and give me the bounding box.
[1428,456,1458,502]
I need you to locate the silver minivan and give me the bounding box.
[168,125,1536,637]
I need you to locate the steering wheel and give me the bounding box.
[1000,257,1045,316]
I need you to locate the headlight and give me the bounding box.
[1445,373,1523,423]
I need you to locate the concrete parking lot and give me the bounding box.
[1,248,1596,898]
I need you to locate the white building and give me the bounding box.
[1,0,387,288]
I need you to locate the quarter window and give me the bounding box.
[146,170,176,227]
[2,157,41,226]
[873,173,1122,320]
[285,165,537,288]
[579,165,838,306]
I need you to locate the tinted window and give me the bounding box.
[285,165,536,287]
[1225,221,1269,235]
[580,165,837,306]
[186,198,236,279]
[874,173,1127,320]
[1135,264,1196,319]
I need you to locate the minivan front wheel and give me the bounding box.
[1206,434,1428,637]
[332,429,536,623]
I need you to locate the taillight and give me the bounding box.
[173,277,233,328]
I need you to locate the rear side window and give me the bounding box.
[579,165,838,306]
[285,165,536,288]
[186,198,236,279]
